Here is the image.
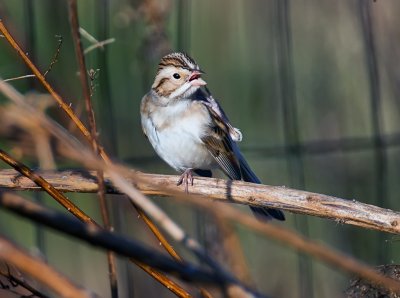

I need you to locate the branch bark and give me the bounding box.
[0,169,398,234]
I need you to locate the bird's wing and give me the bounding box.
[201,105,242,180]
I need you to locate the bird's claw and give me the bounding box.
[177,169,194,193]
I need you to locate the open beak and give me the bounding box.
[189,70,207,86]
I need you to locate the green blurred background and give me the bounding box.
[1,0,400,297]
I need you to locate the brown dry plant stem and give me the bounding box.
[0,237,94,298]
[67,2,117,297]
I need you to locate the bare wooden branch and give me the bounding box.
[0,236,95,298]
[0,169,397,234]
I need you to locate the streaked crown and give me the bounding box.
[157,52,200,73]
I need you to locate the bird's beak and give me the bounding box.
[189,70,207,86]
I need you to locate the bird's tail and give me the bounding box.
[238,152,285,221]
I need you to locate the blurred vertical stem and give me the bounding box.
[274,0,314,297]
[358,0,388,264]
[67,1,118,297]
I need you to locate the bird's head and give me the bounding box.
[152,52,207,100]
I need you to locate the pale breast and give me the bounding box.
[141,96,217,172]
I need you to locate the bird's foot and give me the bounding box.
[177,168,194,193]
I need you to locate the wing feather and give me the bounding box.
[201,108,242,180]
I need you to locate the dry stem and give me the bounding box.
[67,2,118,297]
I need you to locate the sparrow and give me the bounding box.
[140,52,285,221]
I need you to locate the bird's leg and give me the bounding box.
[177,168,194,193]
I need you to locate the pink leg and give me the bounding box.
[177,168,194,193]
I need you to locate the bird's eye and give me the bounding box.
[173,73,181,79]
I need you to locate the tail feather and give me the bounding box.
[238,152,285,221]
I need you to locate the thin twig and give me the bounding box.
[78,27,116,54]
[79,27,99,44]
[3,74,36,82]
[68,2,118,297]
[84,38,115,55]
[0,236,95,298]
[43,35,63,77]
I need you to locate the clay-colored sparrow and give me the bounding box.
[141,52,284,220]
